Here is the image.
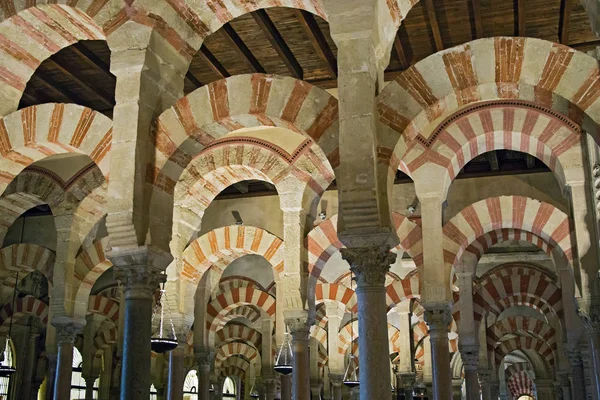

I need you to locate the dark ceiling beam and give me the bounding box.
[20,91,39,105]
[485,151,500,171]
[252,9,303,79]
[525,154,536,169]
[295,10,337,77]
[469,0,484,39]
[69,43,115,84]
[46,59,115,108]
[515,0,526,36]
[185,72,203,89]
[29,74,77,104]
[222,23,266,73]
[393,34,410,70]
[424,0,444,51]
[198,45,230,79]
[559,0,573,44]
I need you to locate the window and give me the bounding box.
[223,377,236,398]
[150,384,158,400]
[183,370,198,400]
[71,348,99,399]
[0,339,14,399]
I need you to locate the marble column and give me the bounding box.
[20,332,38,400]
[100,345,113,400]
[286,313,311,400]
[340,245,396,400]
[264,377,277,400]
[329,374,342,400]
[280,374,292,400]
[85,376,98,399]
[197,351,215,400]
[424,305,453,400]
[459,345,480,400]
[45,353,57,400]
[400,373,416,400]
[566,347,587,400]
[53,324,78,400]
[479,370,492,400]
[167,346,185,400]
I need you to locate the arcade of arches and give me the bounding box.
[0,1,600,400]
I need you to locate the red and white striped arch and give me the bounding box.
[216,323,262,350]
[0,243,54,285]
[206,286,276,334]
[311,324,328,348]
[0,104,112,196]
[92,325,117,355]
[222,305,262,326]
[378,37,600,173]
[473,264,562,321]
[0,295,48,329]
[219,356,250,374]
[73,238,111,318]
[396,100,583,194]
[87,295,119,324]
[180,225,283,286]
[506,370,536,399]
[385,274,420,308]
[216,342,259,366]
[443,196,574,271]
[487,316,556,352]
[315,283,357,313]
[494,336,556,367]
[219,365,246,379]
[315,303,328,330]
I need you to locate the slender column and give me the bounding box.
[424,305,452,400]
[451,380,463,400]
[567,348,586,400]
[264,377,277,400]
[558,374,571,400]
[281,374,292,400]
[286,313,311,400]
[197,351,215,400]
[340,246,396,400]
[53,324,78,400]
[85,376,98,400]
[479,370,492,400]
[167,346,185,400]
[21,332,39,400]
[100,345,113,400]
[400,373,416,400]
[329,375,342,400]
[45,353,57,400]
[459,345,480,400]
[111,248,170,400]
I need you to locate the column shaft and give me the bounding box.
[464,370,478,400]
[264,378,277,400]
[197,353,214,400]
[292,335,310,400]
[280,374,292,400]
[425,307,452,400]
[53,325,77,400]
[589,333,600,396]
[86,378,96,400]
[570,360,586,400]
[167,347,185,400]
[45,353,57,400]
[21,333,38,400]
[460,346,480,400]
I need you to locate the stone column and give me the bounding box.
[567,348,586,400]
[452,380,463,400]
[281,374,292,400]
[479,370,492,400]
[264,377,277,400]
[285,312,311,400]
[424,305,453,400]
[197,351,215,400]
[329,375,342,400]
[111,248,170,400]
[85,376,98,399]
[460,345,480,400]
[167,346,185,400]
[310,384,321,399]
[400,373,416,400]
[20,332,38,400]
[53,324,78,400]
[340,245,396,400]
[558,373,571,400]
[45,353,57,400]
[100,345,113,400]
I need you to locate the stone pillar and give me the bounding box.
[111,248,170,400]
[400,373,416,400]
[459,345,480,400]
[286,313,311,400]
[53,324,78,400]
[329,375,342,400]
[264,377,277,400]
[567,347,586,400]
[45,353,57,400]
[197,351,215,400]
[340,246,396,400]
[86,376,98,400]
[281,374,292,400]
[100,345,113,400]
[479,370,492,400]
[167,346,185,400]
[424,305,452,400]
[452,380,463,400]
[325,303,345,383]
[558,373,572,400]
[20,332,38,400]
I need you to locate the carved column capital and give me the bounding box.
[478,369,492,385]
[110,246,171,299]
[576,297,600,334]
[340,245,396,288]
[566,347,583,367]
[55,324,79,345]
[329,373,343,387]
[285,313,311,341]
[459,345,479,371]
[424,303,452,337]
[400,373,416,389]
[196,350,216,372]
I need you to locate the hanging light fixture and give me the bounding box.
[343,271,359,388]
[150,278,178,353]
[0,272,18,377]
[274,329,293,375]
[249,382,259,398]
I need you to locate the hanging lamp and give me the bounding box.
[0,272,18,377]
[249,382,259,398]
[343,271,359,388]
[274,329,293,375]
[150,278,178,353]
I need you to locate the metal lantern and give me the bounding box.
[274,331,293,375]
[150,281,178,353]
[249,383,259,398]
[0,272,18,377]
[343,271,359,388]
